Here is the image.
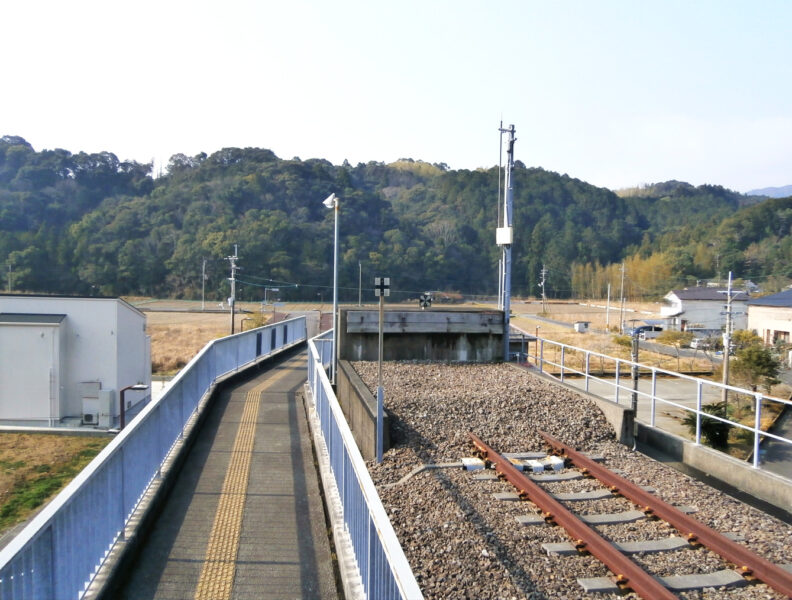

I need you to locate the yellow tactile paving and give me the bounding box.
[193,366,294,600]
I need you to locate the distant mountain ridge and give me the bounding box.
[747,184,792,198]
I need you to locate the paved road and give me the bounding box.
[557,372,723,437]
[115,352,338,600]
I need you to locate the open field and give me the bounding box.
[0,434,110,537]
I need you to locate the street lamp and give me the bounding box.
[119,384,148,429]
[323,192,339,385]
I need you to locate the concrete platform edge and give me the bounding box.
[303,383,365,600]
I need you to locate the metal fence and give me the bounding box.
[307,332,423,600]
[0,317,306,600]
[519,333,792,470]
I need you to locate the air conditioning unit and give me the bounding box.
[81,381,101,426]
[82,397,100,425]
[98,390,115,428]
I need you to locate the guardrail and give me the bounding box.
[517,332,792,470]
[307,332,423,600]
[0,317,306,600]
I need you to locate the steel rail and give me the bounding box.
[539,431,792,598]
[469,433,676,600]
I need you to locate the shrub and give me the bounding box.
[683,401,731,449]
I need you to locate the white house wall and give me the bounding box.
[748,305,792,345]
[663,297,747,332]
[115,301,152,413]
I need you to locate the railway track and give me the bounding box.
[469,431,792,599]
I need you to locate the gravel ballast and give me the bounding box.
[353,361,792,600]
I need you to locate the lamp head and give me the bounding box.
[322,193,337,209]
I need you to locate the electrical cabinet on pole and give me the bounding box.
[497,123,516,361]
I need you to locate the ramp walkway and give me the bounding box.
[113,352,339,600]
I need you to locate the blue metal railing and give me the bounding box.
[0,317,306,600]
[307,332,423,600]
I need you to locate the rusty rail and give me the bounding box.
[539,431,792,598]
[469,433,676,599]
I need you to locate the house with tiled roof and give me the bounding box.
[660,287,749,334]
[747,289,792,346]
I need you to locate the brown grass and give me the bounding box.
[146,309,273,374]
[0,434,110,534]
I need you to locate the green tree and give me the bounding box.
[730,346,780,392]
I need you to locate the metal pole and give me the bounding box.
[377,293,384,463]
[332,202,339,385]
[721,271,733,410]
[358,261,362,307]
[497,257,503,310]
[499,124,516,361]
[227,245,238,335]
[201,258,206,311]
[605,282,611,330]
[619,262,626,334]
[753,394,762,468]
[631,333,639,413]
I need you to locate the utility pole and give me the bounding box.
[358,261,362,306]
[201,258,207,311]
[6,263,11,292]
[721,271,735,408]
[227,245,239,334]
[497,123,516,362]
[619,262,626,334]
[606,282,611,330]
[539,265,548,313]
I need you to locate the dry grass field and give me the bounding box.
[0,434,109,536]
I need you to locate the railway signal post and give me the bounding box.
[375,276,390,462]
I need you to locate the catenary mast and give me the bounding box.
[498,123,516,360]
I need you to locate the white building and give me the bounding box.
[660,287,749,335]
[747,289,792,346]
[0,295,151,427]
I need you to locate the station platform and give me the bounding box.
[114,352,339,600]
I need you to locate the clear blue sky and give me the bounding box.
[1,0,790,193]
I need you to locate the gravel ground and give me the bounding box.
[353,361,792,600]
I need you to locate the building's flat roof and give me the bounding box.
[0,294,145,318]
[748,289,792,308]
[0,313,66,324]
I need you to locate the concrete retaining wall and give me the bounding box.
[637,423,792,513]
[336,360,390,460]
[339,308,504,362]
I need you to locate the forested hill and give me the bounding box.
[0,135,786,301]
